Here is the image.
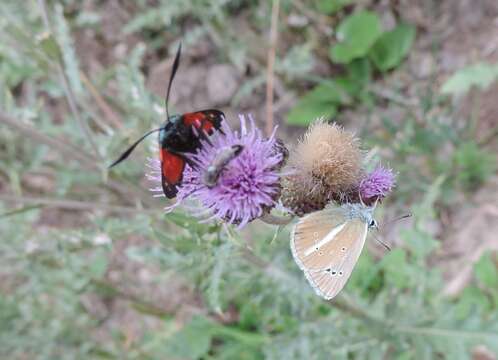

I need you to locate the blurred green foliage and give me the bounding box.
[453,142,497,191]
[0,1,497,359]
[441,62,498,96]
[287,8,415,126]
[330,11,382,64]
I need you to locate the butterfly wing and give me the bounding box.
[160,148,185,198]
[291,207,348,271]
[291,207,368,300]
[303,220,367,300]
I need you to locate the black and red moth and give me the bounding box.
[109,44,224,198]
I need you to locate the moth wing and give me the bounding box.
[199,109,224,132]
[304,219,367,300]
[160,149,185,199]
[291,207,348,271]
[182,110,224,135]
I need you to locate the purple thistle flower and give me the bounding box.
[148,115,284,228]
[359,166,396,203]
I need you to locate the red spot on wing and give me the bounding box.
[183,111,223,135]
[160,149,185,185]
[183,112,206,129]
[201,121,214,133]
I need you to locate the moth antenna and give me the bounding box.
[371,231,391,251]
[108,128,162,168]
[165,43,182,121]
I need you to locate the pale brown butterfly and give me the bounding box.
[290,202,378,300]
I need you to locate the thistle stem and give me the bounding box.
[265,0,280,137]
[259,213,293,225]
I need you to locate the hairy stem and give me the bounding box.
[265,0,280,137]
[259,212,293,225]
[0,112,97,168]
[0,194,157,215]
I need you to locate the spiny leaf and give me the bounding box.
[53,4,83,95]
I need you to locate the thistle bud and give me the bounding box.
[281,120,363,215]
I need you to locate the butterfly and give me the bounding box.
[109,43,225,198]
[290,202,379,300]
[202,144,243,188]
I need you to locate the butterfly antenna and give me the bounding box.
[371,232,391,251]
[108,128,162,168]
[382,213,412,227]
[358,187,365,206]
[165,43,182,120]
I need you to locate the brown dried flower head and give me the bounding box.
[280,173,329,216]
[292,120,362,191]
[281,120,363,215]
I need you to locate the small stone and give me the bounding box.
[380,11,396,31]
[206,64,239,105]
[287,13,308,28]
[416,53,435,79]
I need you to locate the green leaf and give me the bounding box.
[369,23,416,71]
[330,11,382,64]
[54,4,83,95]
[239,303,261,331]
[286,81,348,126]
[216,342,263,360]
[36,32,62,61]
[454,142,497,190]
[475,252,498,288]
[314,0,351,15]
[346,58,372,86]
[88,249,108,279]
[207,242,232,313]
[441,63,498,96]
[456,286,491,319]
[163,316,214,359]
[381,249,412,288]
[401,228,438,261]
